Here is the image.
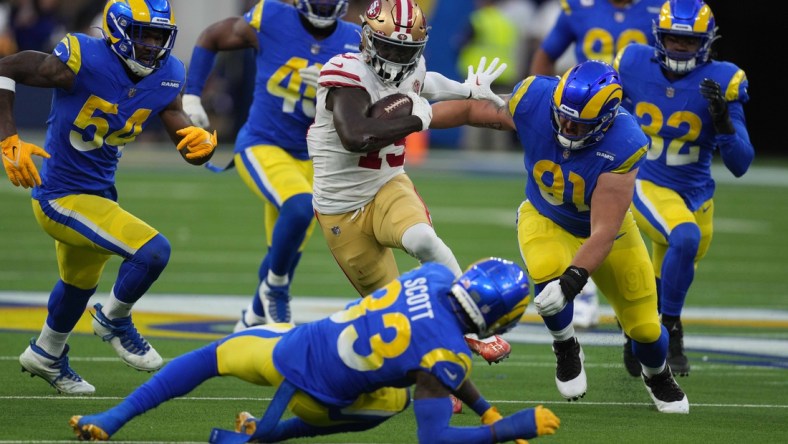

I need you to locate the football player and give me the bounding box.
[530,0,665,75]
[70,258,561,443]
[431,60,690,413]
[307,0,515,367]
[614,0,754,377]
[529,0,665,349]
[182,1,360,330]
[0,0,217,394]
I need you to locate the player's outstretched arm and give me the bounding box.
[455,379,528,444]
[430,98,515,131]
[160,97,217,166]
[0,51,71,187]
[412,371,559,443]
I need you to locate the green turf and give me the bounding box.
[1,332,786,443]
[1,151,787,442]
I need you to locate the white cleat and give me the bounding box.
[552,337,587,401]
[91,303,162,372]
[19,340,95,395]
[233,309,266,333]
[643,366,689,414]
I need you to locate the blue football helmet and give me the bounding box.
[294,0,349,28]
[653,0,717,74]
[450,258,530,339]
[550,60,623,151]
[102,0,177,77]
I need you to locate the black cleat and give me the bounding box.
[663,318,690,376]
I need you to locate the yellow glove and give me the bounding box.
[2,134,50,188]
[481,407,529,444]
[175,126,217,163]
[534,405,560,437]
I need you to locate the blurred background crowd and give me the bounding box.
[0,0,770,155]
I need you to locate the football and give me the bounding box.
[368,93,413,120]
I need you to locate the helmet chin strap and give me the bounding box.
[665,56,697,74]
[556,133,589,150]
[125,59,154,77]
[306,16,335,28]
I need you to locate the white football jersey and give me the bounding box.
[308,53,427,214]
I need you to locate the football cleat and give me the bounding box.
[235,411,257,435]
[623,334,642,377]
[91,303,163,372]
[260,280,292,324]
[464,335,512,364]
[19,339,95,395]
[642,366,689,413]
[552,337,587,401]
[450,395,463,414]
[70,415,110,441]
[664,318,690,376]
[233,308,266,333]
[571,279,600,329]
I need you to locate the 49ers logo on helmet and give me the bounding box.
[366,0,381,18]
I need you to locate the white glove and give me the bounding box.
[299,65,321,89]
[534,280,568,317]
[182,94,210,129]
[464,56,507,107]
[407,91,432,131]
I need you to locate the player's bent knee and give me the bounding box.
[401,223,441,259]
[283,193,315,225]
[628,321,662,344]
[135,234,171,273]
[668,223,701,253]
[524,244,565,283]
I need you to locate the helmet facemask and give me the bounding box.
[361,0,428,84]
[550,60,622,151]
[361,25,426,83]
[653,0,718,75]
[295,0,349,29]
[103,0,177,78]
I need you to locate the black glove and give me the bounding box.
[557,266,589,302]
[699,78,735,134]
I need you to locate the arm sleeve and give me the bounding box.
[414,398,494,444]
[184,46,217,95]
[422,71,471,102]
[717,102,754,178]
[540,13,574,61]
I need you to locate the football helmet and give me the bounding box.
[294,0,349,28]
[450,258,530,339]
[361,0,428,84]
[653,0,717,74]
[550,60,622,151]
[102,0,177,77]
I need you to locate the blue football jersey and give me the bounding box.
[508,75,648,237]
[272,263,473,407]
[615,44,750,210]
[32,33,185,201]
[236,0,361,159]
[542,0,663,65]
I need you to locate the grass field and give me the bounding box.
[1,148,787,443]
